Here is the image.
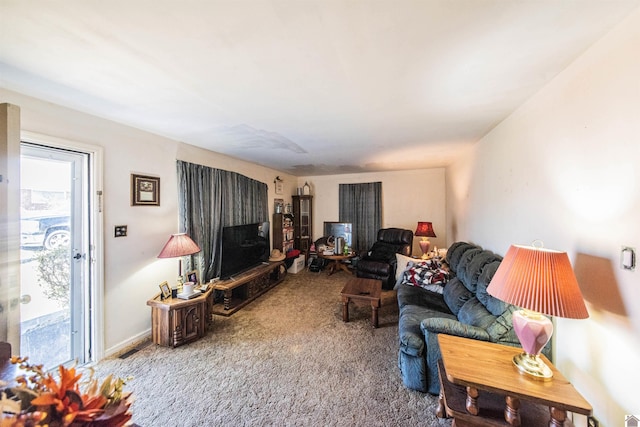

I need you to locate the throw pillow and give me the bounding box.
[395,253,419,281]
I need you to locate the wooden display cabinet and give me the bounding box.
[272,212,294,253]
[292,195,312,253]
[147,287,214,348]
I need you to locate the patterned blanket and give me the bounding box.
[401,258,450,294]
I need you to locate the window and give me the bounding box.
[338,182,381,252]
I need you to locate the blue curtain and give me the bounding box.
[338,182,382,253]
[177,160,268,281]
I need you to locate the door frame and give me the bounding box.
[0,104,21,347]
[22,131,105,362]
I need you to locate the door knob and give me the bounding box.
[20,295,31,304]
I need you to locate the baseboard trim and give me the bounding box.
[104,329,151,359]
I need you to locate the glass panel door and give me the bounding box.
[300,198,310,238]
[20,143,90,369]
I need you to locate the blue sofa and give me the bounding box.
[396,241,550,395]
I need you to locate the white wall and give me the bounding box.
[298,168,446,255]
[446,7,640,426]
[0,88,297,355]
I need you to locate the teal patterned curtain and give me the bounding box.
[339,182,382,253]
[177,160,268,281]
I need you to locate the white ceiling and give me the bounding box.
[1,1,638,176]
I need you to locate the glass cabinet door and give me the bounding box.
[300,198,310,238]
[293,195,312,253]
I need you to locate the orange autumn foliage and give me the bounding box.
[1,357,132,427]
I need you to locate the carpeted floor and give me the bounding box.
[95,269,450,426]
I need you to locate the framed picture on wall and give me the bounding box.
[131,173,160,206]
[274,177,284,195]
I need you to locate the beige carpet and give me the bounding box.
[95,269,450,427]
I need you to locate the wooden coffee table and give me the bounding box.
[340,277,382,328]
[318,252,356,275]
[437,334,592,426]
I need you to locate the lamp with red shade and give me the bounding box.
[414,222,436,259]
[158,233,201,285]
[487,242,589,380]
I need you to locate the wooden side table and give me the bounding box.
[147,288,213,348]
[437,334,592,426]
[318,252,356,275]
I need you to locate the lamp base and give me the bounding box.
[512,309,554,381]
[419,239,431,259]
[512,353,553,381]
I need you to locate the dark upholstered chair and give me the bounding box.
[356,228,413,290]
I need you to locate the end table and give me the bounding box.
[437,334,592,426]
[147,288,213,348]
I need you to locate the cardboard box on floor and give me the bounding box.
[288,254,306,273]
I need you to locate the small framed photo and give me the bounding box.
[131,173,160,206]
[159,281,171,300]
[186,270,199,286]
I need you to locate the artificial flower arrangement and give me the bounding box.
[0,357,133,426]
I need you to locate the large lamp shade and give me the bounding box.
[158,233,201,276]
[487,245,588,319]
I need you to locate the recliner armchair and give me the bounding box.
[356,228,413,290]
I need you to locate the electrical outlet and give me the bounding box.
[114,225,127,237]
[587,415,599,427]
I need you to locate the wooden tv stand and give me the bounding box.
[210,261,287,316]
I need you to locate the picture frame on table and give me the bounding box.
[131,173,160,206]
[186,269,199,286]
[159,281,172,300]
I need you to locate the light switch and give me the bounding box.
[114,225,128,237]
[621,246,635,271]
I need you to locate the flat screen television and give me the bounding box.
[220,222,270,279]
[323,222,353,247]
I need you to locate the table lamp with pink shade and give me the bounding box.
[158,233,201,278]
[487,242,589,380]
